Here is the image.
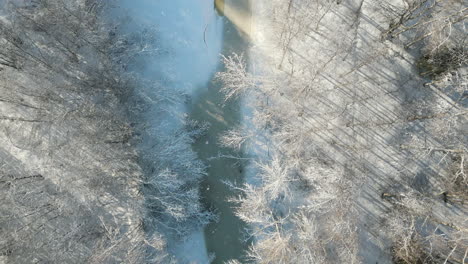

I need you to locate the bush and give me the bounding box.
[417,46,467,78]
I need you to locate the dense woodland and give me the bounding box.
[218,0,467,263]
[0,0,210,263]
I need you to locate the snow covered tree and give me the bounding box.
[0,0,209,263]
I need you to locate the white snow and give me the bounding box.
[171,230,210,264]
[115,0,224,98]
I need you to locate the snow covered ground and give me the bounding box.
[230,0,453,262]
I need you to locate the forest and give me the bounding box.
[0,0,466,264]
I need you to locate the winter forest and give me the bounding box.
[0,0,466,263]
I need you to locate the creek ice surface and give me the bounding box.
[114,1,224,263]
[119,0,223,97]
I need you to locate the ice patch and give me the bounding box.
[172,230,210,264]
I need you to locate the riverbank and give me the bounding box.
[0,0,226,262]
[108,1,228,263]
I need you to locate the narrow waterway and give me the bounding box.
[190,1,252,262]
[110,0,252,262]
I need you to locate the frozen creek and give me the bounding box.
[112,0,252,263]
